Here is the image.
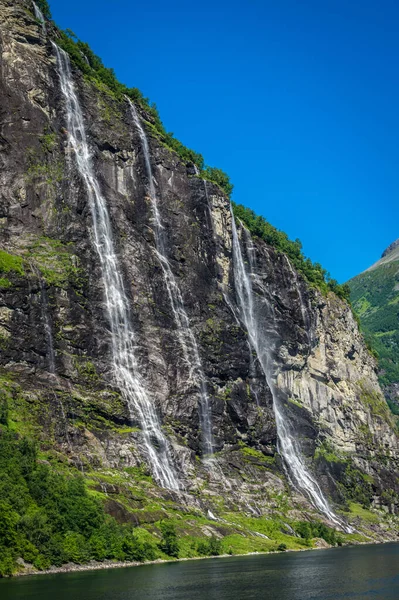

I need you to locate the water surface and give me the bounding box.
[1,543,399,600]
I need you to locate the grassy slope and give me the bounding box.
[3,369,395,578]
[348,257,399,405]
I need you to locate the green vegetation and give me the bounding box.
[314,440,344,464]
[27,237,82,289]
[36,0,51,19]
[0,278,12,289]
[1,376,357,578]
[238,441,275,465]
[55,30,234,194]
[0,250,25,277]
[232,203,351,300]
[215,511,348,553]
[73,359,100,384]
[358,381,392,423]
[35,1,352,304]
[0,430,160,576]
[202,167,234,197]
[159,521,179,557]
[39,131,57,153]
[295,521,343,546]
[344,502,379,524]
[313,440,376,508]
[0,385,382,579]
[26,158,63,188]
[28,0,232,197]
[348,260,399,393]
[197,536,223,556]
[338,463,374,508]
[0,425,299,577]
[287,397,303,408]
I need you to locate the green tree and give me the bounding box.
[0,396,8,425]
[0,549,16,577]
[63,532,90,564]
[0,429,163,576]
[278,543,287,551]
[0,501,19,547]
[207,536,223,556]
[89,533,108,561]
[159,521,180,557]
[203,167,234,197]
[197,536,223,556]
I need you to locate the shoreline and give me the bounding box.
[12,538,394,579]
[14,552,279,578]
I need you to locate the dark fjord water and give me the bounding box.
[1,543,399,600]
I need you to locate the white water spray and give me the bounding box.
[52,43,178,490]
[207,509,269,539]
[32,1,46,33]
[231,211,350,531]
[127,99,213,456]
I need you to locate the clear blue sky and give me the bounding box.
[49,0,398,282]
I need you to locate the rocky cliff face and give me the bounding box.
[1,0,398,543]
[382,239,399,260]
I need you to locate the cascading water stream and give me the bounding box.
[39,279,55,375]
[231,210,351,531]
[127,99,213,456]
[193,165,214,234]
[283,254,313,347]
[31,266,72,448]
[32,1,46,33]
[30,263,56,374]
[52,43,178,490]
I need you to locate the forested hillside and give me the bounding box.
[348,240,399,413]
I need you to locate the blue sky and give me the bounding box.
[49,0,398,282]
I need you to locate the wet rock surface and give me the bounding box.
[0,0,398,538]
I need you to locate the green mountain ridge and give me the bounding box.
[348,239,399,412]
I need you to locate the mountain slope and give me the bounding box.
[348,240,399,409]
[0,0,399,577]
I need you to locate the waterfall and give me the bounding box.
[203,180,216,238]
[31,263,55,374]
[193,164,214,238]
[32,1,46,33]
[231,211,350,531]
[52,43,178,490]
[34,271,72,448]
[39,280,55,374]
[283,254,313,347]
[127,100,213,456]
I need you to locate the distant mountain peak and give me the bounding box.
[358,237,399,274]
[382,238,399,259]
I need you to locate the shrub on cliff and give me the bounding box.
[159,521,180,557]
[202,167,234,197]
